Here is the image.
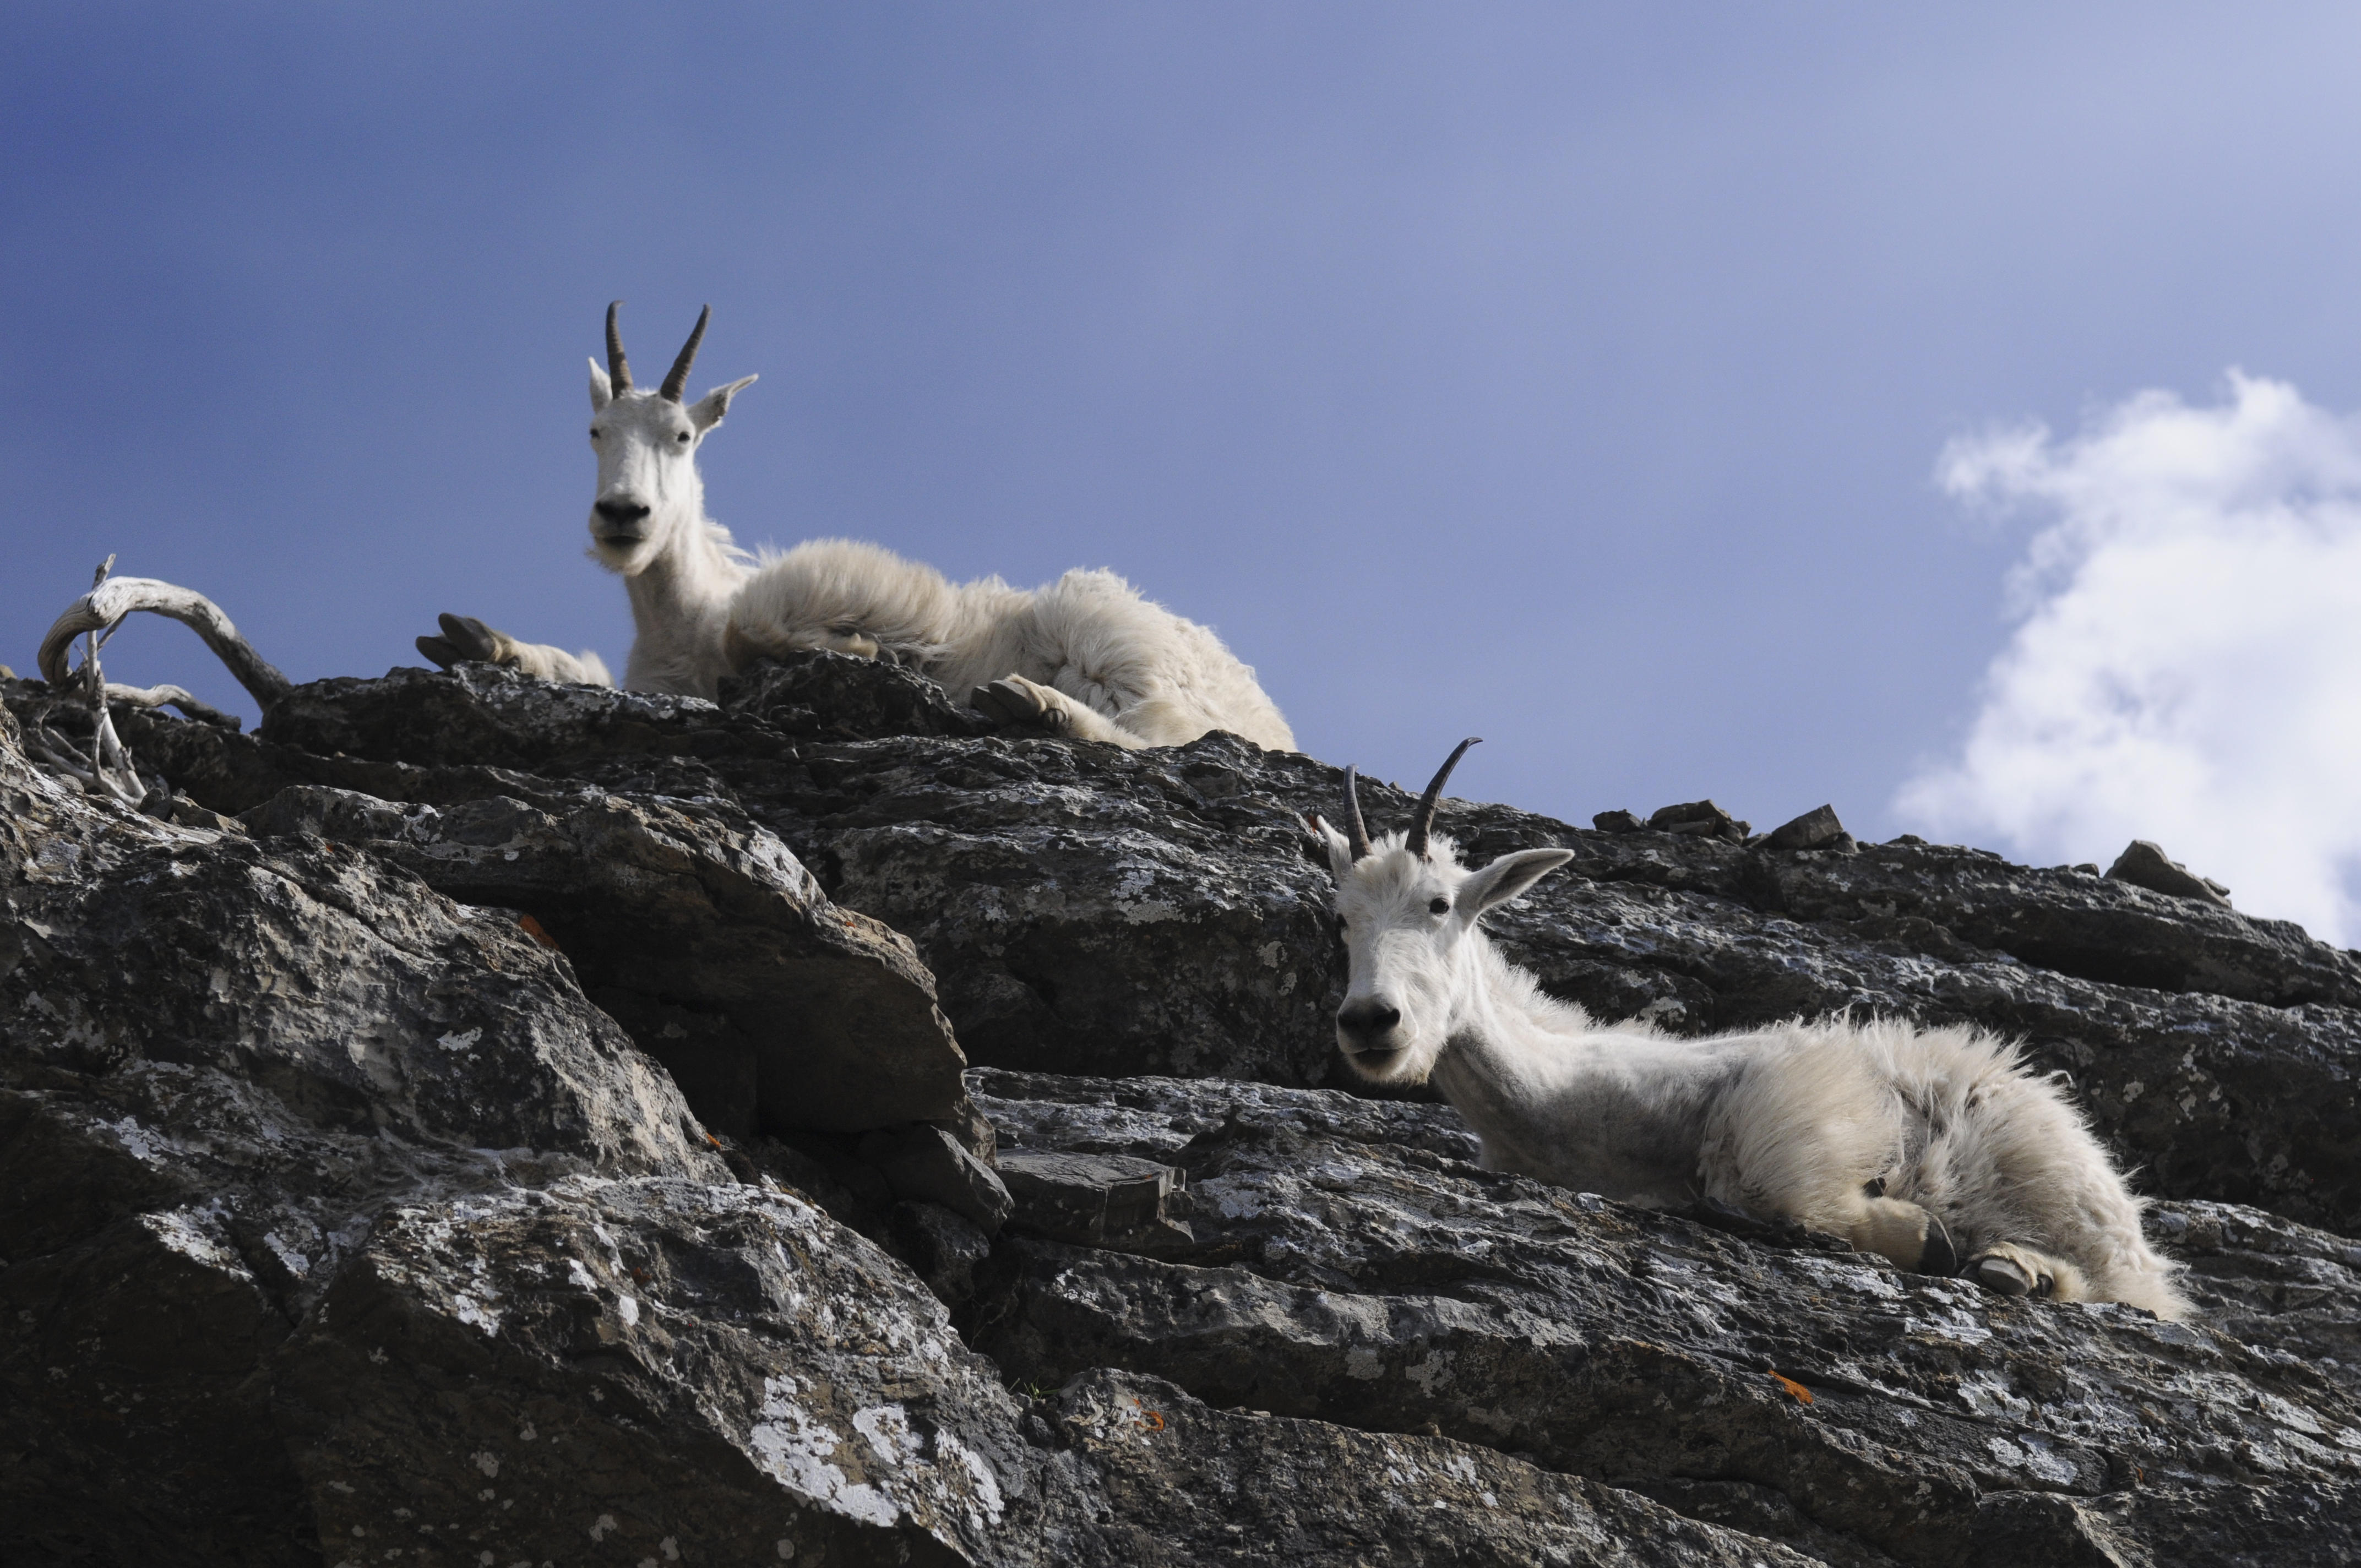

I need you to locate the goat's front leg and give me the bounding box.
[970,674,1147,749]
[417,613,613,687]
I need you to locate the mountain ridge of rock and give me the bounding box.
[4,652,2358,1566]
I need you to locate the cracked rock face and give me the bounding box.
[1,679,1807,1566]
[7,650,2361,1564]
[967,1068,2361,1568]
[106,652,2357,1233]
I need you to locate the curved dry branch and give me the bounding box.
[40,576,292,713]
[101,682,244,730]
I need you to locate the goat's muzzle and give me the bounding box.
[1336,998,1403,1055]
[593,498,653,543]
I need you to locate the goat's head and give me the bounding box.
[585,302,759,575]
[1309,739,1573,1084]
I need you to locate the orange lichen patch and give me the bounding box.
[1769,1372,1815,1405]
[516,913,560,950]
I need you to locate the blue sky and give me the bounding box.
[12,5,2361,930]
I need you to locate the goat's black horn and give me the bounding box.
[660,304,710,402]
[1405,737,1481,859]
[1341,765,1373,862]
[605,301,632,392]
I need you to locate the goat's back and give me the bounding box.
[726,538,962,668]
[1010,568,1296,750]
[1698,1015,2186,1316]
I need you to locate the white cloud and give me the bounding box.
[1898,372,2361,946]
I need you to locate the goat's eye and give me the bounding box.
[1428,897,1450,914]
[589,429,601,440]
[676,431,692,443]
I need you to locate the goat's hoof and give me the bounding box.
[1970,1251,2052,1299]
[973,676,1062,730]
[970,680,1027,725]
[416,635,463,670]
[437,613,503,663]
[1917,1216,1959,1277]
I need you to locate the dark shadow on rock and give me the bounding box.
[237,781,976,1140]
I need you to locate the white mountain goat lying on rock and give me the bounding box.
[1308,741,2190,1320]
[417,303,1295,753]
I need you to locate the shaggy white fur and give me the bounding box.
[1311,752,2190,1321]
[420,305,1293,753]
[725,540,1296,752]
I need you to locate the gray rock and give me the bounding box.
[1765,803,1847,852]
[861,1122,1014,1234]
[890,1200,998,1306]
[241,780,976,1140]
[997,1148,1194,1247]
[0,701,728,1564]
[262,661,723,772]
[1592,809,1645,834]
[273,1174,1038,1566]
[8,702,1818,1567]
[722,650,999,741]
[2108,839,2234,908]
[1649,798,1749,843]
[1041,1366,1822,1567]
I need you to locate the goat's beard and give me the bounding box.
[586,531,663,577]
[1334,1030,1441,1086]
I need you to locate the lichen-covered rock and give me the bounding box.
[0,710,727,1563]
[1037,1367,1821,1567]
[269,1174,1805,1568]
[274,1175,1037,1566]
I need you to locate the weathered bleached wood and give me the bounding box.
[39,575,292,712]
[97,682,242,729]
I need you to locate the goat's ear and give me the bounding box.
[589,358,614,411]
[689,374,760,432]
[1457,848,1574,917]
[1305,812,1356,882]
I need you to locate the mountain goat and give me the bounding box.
[1308,741,2190,1320]
[417,304,1294,753]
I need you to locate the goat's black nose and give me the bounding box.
[1336,999,1401,1045]
[595,498,652,524]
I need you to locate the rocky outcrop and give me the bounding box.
[7,649,2361,1565]
[100,654,2357,1233]
[2107,838,2234,910]
[967,1067,2361,1568]
[237,781,973,1140]
[1,690,1809,1566]
[0,695,727,1564]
